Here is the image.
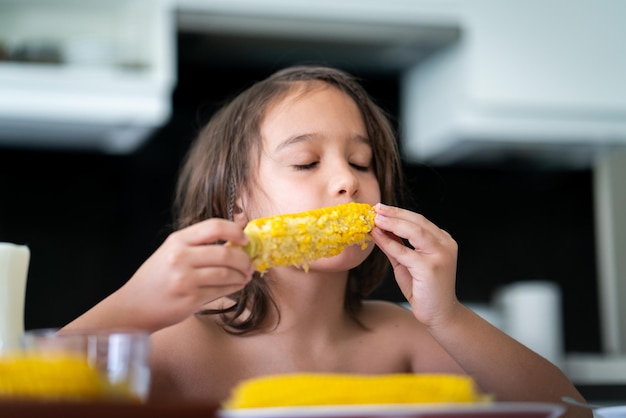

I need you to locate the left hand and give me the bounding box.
[371,203,460,328]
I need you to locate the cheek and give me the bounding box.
[258,170,305,199]
[362,175,382,202]
[249,171,318,217]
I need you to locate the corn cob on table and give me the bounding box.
[0,352,134,402]
[241,202,376,272]
[222,373,491,410]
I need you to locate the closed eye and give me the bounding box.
[350,163,370,172]
[293,162,318,170]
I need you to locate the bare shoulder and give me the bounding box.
[360,300,421,327]
[359,300,465,374]
[150,311,228,371]
[358,300,430,342]
[149,313,229,403]
[150,298,234,359]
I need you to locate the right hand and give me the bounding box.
[114,218,254,331]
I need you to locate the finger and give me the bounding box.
[184,244,253,275]
[371,228,415,299]
[374,213,439,254]
[372,227,423,275]
[195,267,252,288]
[196,283,253,310]
[371,229,403,272]
[375,204,442,237]
[373,223,455,287]
[372,226,428,268]
[374,206,451,254]
[194,266,252,289]
[177,218,248,246]
[371,226,404,257]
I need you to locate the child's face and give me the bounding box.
[250,83,381,219]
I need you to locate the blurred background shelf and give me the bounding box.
[0,0,175,154]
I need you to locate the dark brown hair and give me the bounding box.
[174,65,404,333]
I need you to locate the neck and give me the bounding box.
[264,268,352,334]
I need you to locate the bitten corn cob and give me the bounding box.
[242,202,375,272]
[0,353,111,401]
[222,373,491,409]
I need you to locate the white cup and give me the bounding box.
[0,243,30,354]
[495,280,564,369]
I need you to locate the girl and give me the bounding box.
[65,66,588,416]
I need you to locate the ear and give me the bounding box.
[232,197,248,228]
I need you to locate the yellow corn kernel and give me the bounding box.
[222,373,491,409]
[242,202,376,272]
[0,353,110,401]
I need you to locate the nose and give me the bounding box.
[329,163,359,197]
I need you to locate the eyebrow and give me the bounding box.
[274,133,370,153]
[274,134,315,153]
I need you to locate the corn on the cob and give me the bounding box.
[0,353,134,402]
[242,202,376,272]
[222,373,491,409]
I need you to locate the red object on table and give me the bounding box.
[0,400,219,418]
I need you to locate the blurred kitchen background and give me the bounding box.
[0,0,625,401]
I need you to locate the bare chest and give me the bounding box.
[173,329,411,405]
